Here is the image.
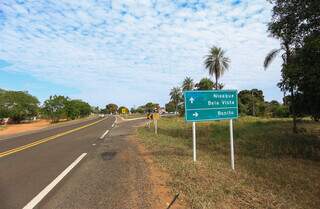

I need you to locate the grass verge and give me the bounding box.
[137,116,320,209]
[121,113,146,119]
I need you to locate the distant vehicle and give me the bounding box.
[99,114,105,118]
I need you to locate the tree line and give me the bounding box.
[42,95,91,122]
[166,45,231,114]
[0,89,92,123]
[100,102,159,115]
[166,0,319,132]
[263,0,320,131]
[165,77,290,118]
[100,103,129,115]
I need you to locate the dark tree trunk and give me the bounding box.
[215,76,218,90]
[290,87,298,133]
[284,43,298,133]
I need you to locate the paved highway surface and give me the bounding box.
[0,116,119,209]
[0,116,162,209]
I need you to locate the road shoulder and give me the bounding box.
[132,132,186,209]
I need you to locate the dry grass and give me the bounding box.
[121,113,146,119]
[138,116,320,209]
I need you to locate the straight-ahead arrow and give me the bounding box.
[189,97,195,104]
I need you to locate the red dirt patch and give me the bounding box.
[0,119,51,137]
[132,134,186,209]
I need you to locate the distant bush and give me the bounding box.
[274,105,290,118]
[42,95,68,122]
[105,103,118,114]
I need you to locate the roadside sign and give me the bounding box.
[152,113,160,120]
[184,90,238,122]
[121,108,126,114]
[184,90,238,170]
[152,113,160,135]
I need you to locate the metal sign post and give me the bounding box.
[152,113,160,135]
[229,119,235,170]
[192,122,196,161]
[184,90,238,168]
[154,119,158,135]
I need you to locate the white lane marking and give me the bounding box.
[92,143,96,146]
[23,153,87,209]
[99,130,109,139]
[99,116,116,139]
[111,116,117,128]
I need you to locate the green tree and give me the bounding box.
[135,107,145,114]
[264,0,320,130]
[266,100,290,118]
[42,95,68,122]
[204,46,230,89]
[78,101,91,117]
[169,87,182,113]
[165,101,176,113]
[195,78,214,90]
[118,106,129,114]
[130,107,136,113]
[67,100,91,119]
[64,100,80,120]
[144,102,159,113]
[182,77,194,91]
[100,108,108,114]
[91,106,100,114]
[105,103,118,114]
[0,90,39,123]
[238,89,265,116]
[294,32,320,121]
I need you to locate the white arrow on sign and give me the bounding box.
[193,112,199,117]
[189,97,195,104]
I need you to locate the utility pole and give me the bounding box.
[252,90,255,116]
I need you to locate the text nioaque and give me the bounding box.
[184,90,238,122]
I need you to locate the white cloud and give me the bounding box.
[0,0,283,107]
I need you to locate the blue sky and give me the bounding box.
[0,0,282,108]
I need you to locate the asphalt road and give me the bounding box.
[0,116,116,209]
[40,118,161,209]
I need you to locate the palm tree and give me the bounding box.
[263,48,285,69]
[204,46,230,89]
[169,87,182,113]
[182,77,194,91]
[264,44,297,132]
[215,83,224,90]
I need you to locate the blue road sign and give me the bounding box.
[184,90,238,122]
